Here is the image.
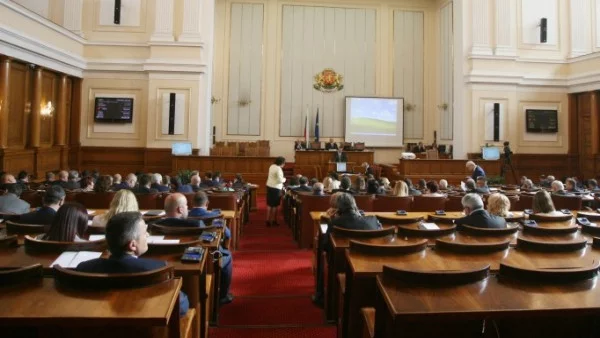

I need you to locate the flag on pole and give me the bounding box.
[314,107,320,142]
[304,105,310,148]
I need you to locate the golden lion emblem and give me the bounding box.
[313,68,344,92]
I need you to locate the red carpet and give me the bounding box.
[209,196,335,337]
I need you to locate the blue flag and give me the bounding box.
[314,108,320,142]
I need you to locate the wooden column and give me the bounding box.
[0,57,10,149]
[30,66,43,148]
[55,75,68,146]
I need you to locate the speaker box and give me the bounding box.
[114,0,121,24]
[493,103,500,142]
[213,126,216,145]
[168,93,176,135]
[540,18,547,43]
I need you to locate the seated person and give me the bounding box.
[328,192,381,231]
[416,179,427,192]
[587,179,600,192]
[454,193,506,229]
[134,174,159,194]
[533,190,564,216]
[312,182,325,196]
[475,176,490,194]
[521,178,537,191]
[412,141,426,153]
[486,193,511,218]
[112,173,122,189]
[520,176,528,187]
[201,172,214,188]
[333,149,348,163]
[379,177,392,193]
[551,180,571,196]
[362,162,374,176]
[92,190,139,228]
[438,179,449,191]
[293,176,312,192]
[43,171,56,187]
[212,171,224,187]
[325,138,338,150]
[331,176,354,194]
[189,191,223,217]
[540,175,555,188]
[366,178,384,195]
[80,176,95,192]
[64,170,81,191]
[0,183,31,215]
[422,181,446,197]
[404,178,422,196]
[17,170,30,189]
[19,186,65,225]
[464,178,477,193]
[77,212,189,316]
[232,173,246,189]
[38,203,88,242]
[150,173,170,192]
[565,177,582,193]
[188,174,203,192]
[287,177,300,190]
[94,175,114,193]
[114,173,137,191]
[391,180,409,197]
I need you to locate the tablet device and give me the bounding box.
[181,247,204,263]
[396,210,407,216]
[523,220,537,226]
[200,231,216,243]
[560,209,571,214]
[435,210,446,215]
[524,209,534,215]
[577,217,591,226]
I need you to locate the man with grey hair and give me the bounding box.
[455,193,506,229]
[465,161,485,181]
[438,179,448,190]
[115,173,137,191]
[551,180,569,195]
[76,212,189,316]
[151,173,169,192]
[312,182,325,195]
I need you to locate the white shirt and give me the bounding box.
[266,164,286,190]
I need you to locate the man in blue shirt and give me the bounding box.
[466,161,486,181]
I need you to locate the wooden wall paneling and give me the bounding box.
[2,149,35,174]
[30,67,42,149]
[568,93,579,154]
[7,61,27,148]
[511,154,577,181]
[144,148,172,174]
[0,57,10,149]
[36,147,62,176]
[68,78,81,170]
[79,147,145,174]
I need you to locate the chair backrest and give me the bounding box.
[0,235,18,248]
[373,195,413,212]
[331,226,395,238]
[528,213,573,222]
[353,194,375,212]
[425,149,439,159]
[20,191,43,208]
[0,212,19,222]
[76,192,117,209]
[457,223,519,236]
[146,239,204,255]
[376,214,424,226]
[515,194,534,211]
[24,235,107,253]
[551,194,582,211]
[411,196,447,212]
[381,264,490,286]
[136,193,164,210]
[499,261,599,283]
[444,196,464,212]
[435,238,511,254]
[506,195,520,211]
[151,223,218,235]
[188,214,224,225]
[310,141,321,150]
[516,236,587,252]
[258,147,270,157]
[521,223,579,235]
[354,142,365,151]
[0,264,43,285]
[6,221,46,235]
[349,239,427,255]
[258,140,270,147]
[53,265,174,289]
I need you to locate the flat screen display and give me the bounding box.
[94,97,134,123]
[344,96,404,147]
[482,147,500,160]
[336,162,347,172]
[172,142,193,156]
[526,109,558,133]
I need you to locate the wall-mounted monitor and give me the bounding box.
[94,97,134,123]
[526,109,558,133]
[171,142,193,156]
[482,147,500,160]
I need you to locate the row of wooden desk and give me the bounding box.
[309,211,600,338]
[0,212,230,338]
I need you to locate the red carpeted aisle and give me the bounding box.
[209,196,335,338]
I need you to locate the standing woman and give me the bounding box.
[266,156,286,227]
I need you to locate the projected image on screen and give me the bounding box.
[345,97,404,147]
[349,98,397,136]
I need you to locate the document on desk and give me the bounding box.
[320,223,328,234]
[147,235,165,243]
[418,223,440,230]
[51,251,102,268]
[89,235,106,241]
[151,239,180,244]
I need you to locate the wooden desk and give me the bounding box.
[295,150,374,179]
[0,277,182,338]
[375,270,600,338]
[397,159,501,185]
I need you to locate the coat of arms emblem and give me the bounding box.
[313,68,344,93]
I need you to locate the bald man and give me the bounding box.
[154,193,234,305]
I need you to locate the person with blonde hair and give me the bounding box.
[322,176,334,192]
[91,189,139,228]
[486,193,511,217]
[392,180,409,197]
[380,177,392,192]
[532,190,563,216]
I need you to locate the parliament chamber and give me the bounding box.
[3,0,600,338]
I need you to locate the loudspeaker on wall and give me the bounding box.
[540,18,547,43]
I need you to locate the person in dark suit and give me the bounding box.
[466,161,486,181]
[565,178,582,193]
[362,162,374,176]
[312,182,325,195]
[0,183,30,215]
[200,172,215,189]
[133,174,159,194]
[150,173,170,192]
[63,170,81,190]
[294,139,307,150]
[76,212,189,316]
[454,193,506,229]
[293,176,312,192]
[188,175,203,192]
[188,191,224,219]
[551,180,571,196]
[114,173,137,191]
[587,179,600,192]
[232,173,246,190]
[333,149,348,163]
[404,178,422,196]
[475,176,490,194]
[19,185,65,225]
[412,142,426,153]
[331,176,354,194]
[325,138,338,150]
[154,193,233,305]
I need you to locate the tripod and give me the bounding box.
[501,157,518,184]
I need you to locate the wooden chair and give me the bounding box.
[444,195,464,211]
[372,195,413,212]
[136,193,164,210]
[515,194,534,211]
[151,224,218,235]
[434,238,511,254]
[396,224,456,238]
[411,196,447,212]
[188,214,224,225]
[76,192,116,209]
[376,214,424,226]
[457,223,519,236]
[64,192,79,202]
[245,147,258,156]
[381,264,490,286]
[86,225,106,235]
[0,235,18,248]
[296,193,331,248]
[577,211,600,221]
[528,213,573,222]
[581,223,600,236]
[521,223,579,235]
[20,190,43,208]
[24,235,107,253]
[0,212,19,222]
[506,195,520,211]
[209,147,222,156]
[5,221,46,235]
[425,149,439,159]
[516,236,587,252]
[551,194,583,211]
[331,226,395,238]
[258,147,270,157]
[257,140,270,148]
[499,261,599,283]
[146,239,204,255]
[349,239,428,255]
[353,194,375,212]
[354,142,365,151]
[310,141,321,150]
[53,265,174,289]
[0,264,43,285]
[361,307,375,338]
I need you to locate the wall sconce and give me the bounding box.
[41,101,54,117]
[404,103,416,112]
[437,103,449,111]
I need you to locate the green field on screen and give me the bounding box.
[350,117,396,134]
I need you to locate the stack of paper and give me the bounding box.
[51,251,102,268]
[418,223,440,230]
[89,235,105,241]
[147,235,179,244]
